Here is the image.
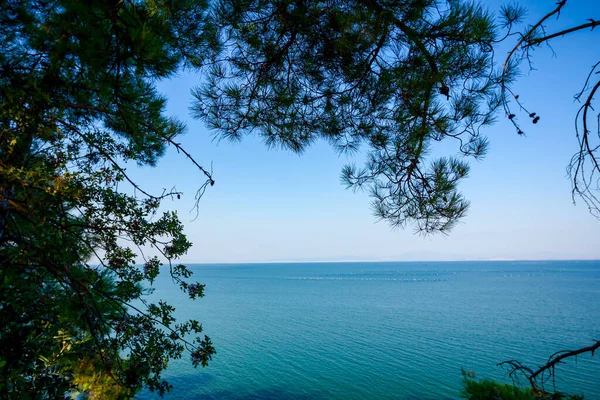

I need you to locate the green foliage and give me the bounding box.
[2,0,588,398]
[461,370,584,400]
[71,356,137,400]
[1,0,215,397]
[193,0,525,233]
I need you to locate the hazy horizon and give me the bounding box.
[180,256,600,265]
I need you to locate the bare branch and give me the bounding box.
[498,340,600,393]
[527,18,600,46]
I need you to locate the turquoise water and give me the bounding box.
[140,261,600,399]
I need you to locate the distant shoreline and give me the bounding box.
[183,258,600,265]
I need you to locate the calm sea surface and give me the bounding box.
[139,261,600,399]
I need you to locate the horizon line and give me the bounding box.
[180,258,600,265]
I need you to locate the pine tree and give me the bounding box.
[193,0,517,233]
[0,0,215,396]
[194,0,600,233]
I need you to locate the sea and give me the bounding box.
[139,260,600,399]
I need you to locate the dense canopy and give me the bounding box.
[1,0,215,396]
[195,0,508,233]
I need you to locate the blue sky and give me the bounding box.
[139,0,599,263]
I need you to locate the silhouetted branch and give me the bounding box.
[502,0,600,219]
[501,0,567,134]
[502,0,566,74]
[498,340,600,393]
[569,62,600,217]
[527,19,600,46]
